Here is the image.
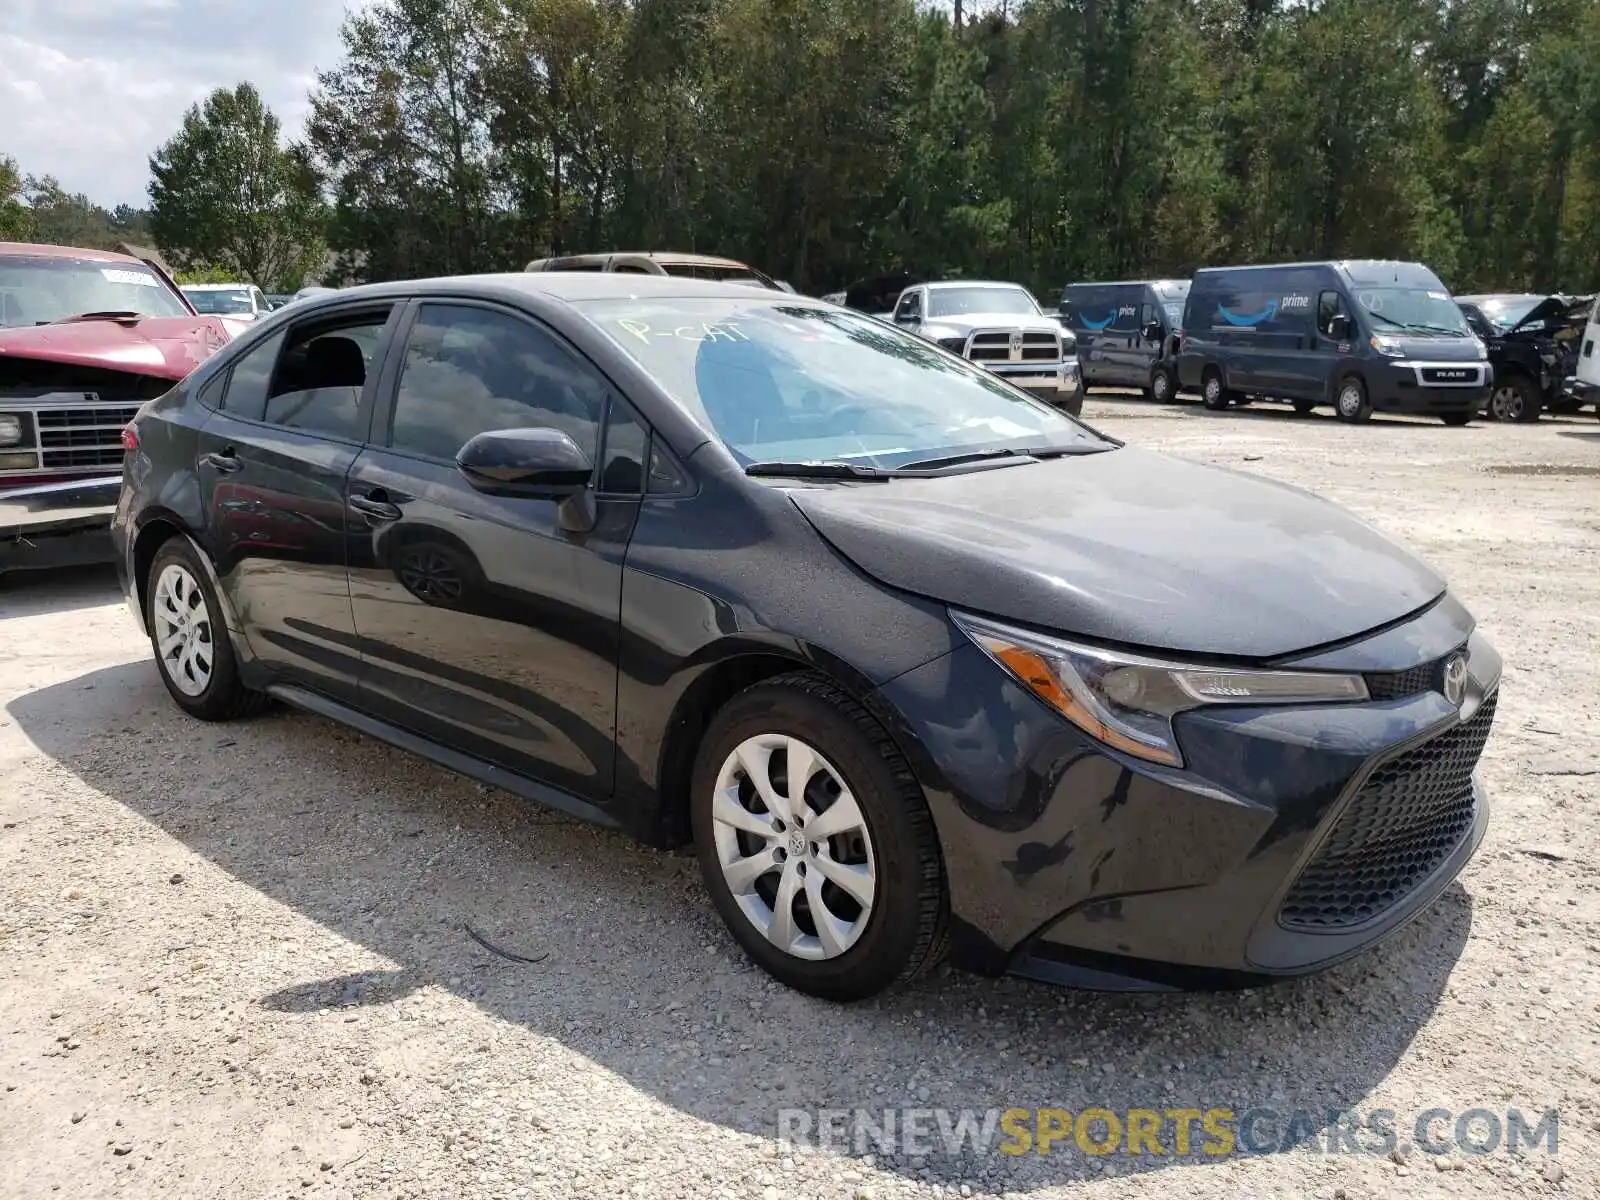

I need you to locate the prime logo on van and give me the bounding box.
[1081,305,1138,330]
[1216,295,1311,327]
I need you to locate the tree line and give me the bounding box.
[8,0,1600,297]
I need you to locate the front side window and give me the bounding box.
[0,253,190,327]
[1317,291,1349,337]
[389,304,607,462]
[925,287,1038,319]
[584,299,1108,469]
[894,291,921,321]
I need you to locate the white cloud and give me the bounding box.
[0,0,365,208]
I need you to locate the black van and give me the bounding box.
[1059,279,1190,402]
[1176,261,1489,424]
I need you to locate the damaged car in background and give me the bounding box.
[1456,292,1594,422]
[0,243,243,577]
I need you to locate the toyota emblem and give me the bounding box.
[1441,654,1468,706]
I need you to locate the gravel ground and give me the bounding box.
[2,397,1597,1200]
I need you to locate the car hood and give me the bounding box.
[0,314,241,381]
[789,447,1445,660]
[1373,332,1483,361]
[1505,295,1593,337]
[924,312,1063,335]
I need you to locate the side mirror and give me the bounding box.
[1328,314,1352,340]
[1142,321,1163,341]
[456,427,593,498]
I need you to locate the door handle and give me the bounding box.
[202,448,242,473]
[349,489,404,522]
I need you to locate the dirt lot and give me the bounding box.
[2,398,1597,1200]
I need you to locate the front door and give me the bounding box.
[345,300,643,804]
[195,303,397,700]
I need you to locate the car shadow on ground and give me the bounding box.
[9,659,1472,1190]
[0,563,121,617]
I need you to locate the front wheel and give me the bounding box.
[1488,376,1541,423]
[690,673,947,1001]
[1334,376,1372,423]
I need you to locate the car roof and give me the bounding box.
[922,280,1028,290]
[1456,294,1544,306]
[181,282,255,290]
[540,251,756,268]
[285,272,820,309]
[0,241,150,264]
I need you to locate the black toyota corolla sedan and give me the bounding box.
[111,273,1500,1000]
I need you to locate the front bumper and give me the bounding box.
[1367,360,1490,415]
[0,475,121,574]
[983,360,1084,414]
[874,596,1500,989]
[1562,376,1597,407]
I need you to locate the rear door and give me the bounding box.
[194,301,399,700]
[343,299,643,804]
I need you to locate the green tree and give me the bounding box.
[0,155,33,240]
[148,83,325,289]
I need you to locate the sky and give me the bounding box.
[1,0,363,209]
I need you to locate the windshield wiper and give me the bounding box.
[39,310,145,326]
[896,444,1111,471]
[744,461,892,480]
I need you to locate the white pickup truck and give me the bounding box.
[886,280,1084,415]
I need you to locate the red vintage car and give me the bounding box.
[0,242,244,575]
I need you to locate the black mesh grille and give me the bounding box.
[1280,692,1496,932]
[35,404,138,471]
[1363,645,1466,701]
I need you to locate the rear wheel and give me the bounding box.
[1201,369,1230,411]
[144,538,263,721]
[1488,376,1541,423]
[1147,364,1178,404]
[1334,375,1372,423]
[690,672,946,1001]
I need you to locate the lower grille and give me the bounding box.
[1280,692,1496,932]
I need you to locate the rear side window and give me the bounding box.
[388,303,607,462]
[220,330,286,420]
[261,311,390,439]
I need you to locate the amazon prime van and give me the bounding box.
[1059,279,1190,402]
[1176,261,1489,424]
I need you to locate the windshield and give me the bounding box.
[927,287,1039,319]
[183,287,255,315]
[583,298,1108,468]
[0,254,191,327]
[1355,287,1470,335]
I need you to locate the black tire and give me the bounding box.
[1201,369,1230,411]
[1439,411,1474,427]
[1292,399,1317,416]
[1333,375,1372,423]
[689,671,947,1001]
[1147,364,1178,404]
[1488,375,1541,424]
[144,537,264,721]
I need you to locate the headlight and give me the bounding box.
[0,414,21,447]
[1369,335,1405,358]
[952,611,1369,768]
[1473,337,1488,360]
[936,336,968,355]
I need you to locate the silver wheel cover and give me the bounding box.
[152,564,214,697]
[1339,383,1362,415]
[1491,386,1519,421]
[711,734,877,961]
